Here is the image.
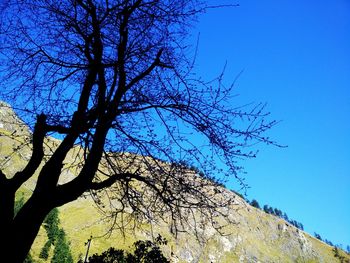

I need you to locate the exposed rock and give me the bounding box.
[0,101,30,135]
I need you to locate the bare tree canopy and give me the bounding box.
[0,0,276,262]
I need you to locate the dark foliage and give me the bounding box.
[39,208,73,262]
[52,229,74,263]
[81,235,169,263]
[85,248,126,263]
[260,203,303,230]
[325,239,334,247]
[314,233,322,241]
[250,199,260,209]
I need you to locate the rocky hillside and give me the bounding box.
[1,101,349,263]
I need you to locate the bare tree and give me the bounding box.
[0,0,276,262]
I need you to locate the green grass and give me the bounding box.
[1,127,349,263]
[21,184,350,263]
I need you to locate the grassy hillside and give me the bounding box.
[26,192,349,263]
[1,102,350,262]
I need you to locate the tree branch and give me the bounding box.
[11,114,47,190]
[53,119,110,206]
[88,172,133,190]
[125,49,168,90]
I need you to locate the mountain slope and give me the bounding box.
[1,101,349,263]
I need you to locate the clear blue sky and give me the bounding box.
[193,0,350,247]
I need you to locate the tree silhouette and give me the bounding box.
[314,233,323,241]
[81,235,169,263]
[250,199,260,209]
[0,0,276,262]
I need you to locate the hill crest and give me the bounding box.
[0,102,349,263]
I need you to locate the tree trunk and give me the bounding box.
[2,193,52,263]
